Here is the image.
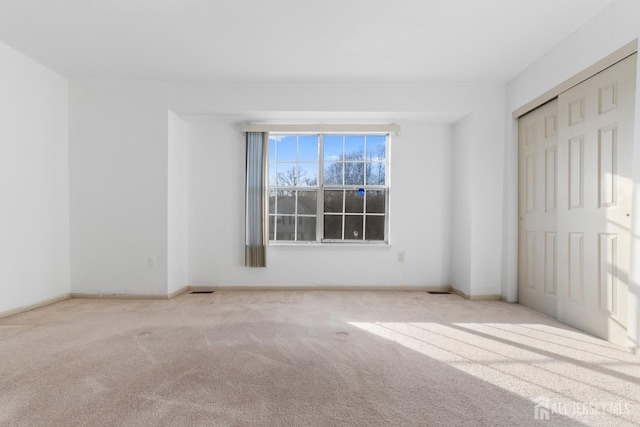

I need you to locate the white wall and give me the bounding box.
[68,80,505,294]
[0,41,69,314]
[69,82,169,295]
[450,86,507,298]
[504,0,640,347]
[188,120,451,287]
[451,115,473,296]
[167,111,188,294]
[469,86,508,297]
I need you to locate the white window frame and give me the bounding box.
[267,132,391,245]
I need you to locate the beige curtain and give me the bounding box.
[245,132,267,267]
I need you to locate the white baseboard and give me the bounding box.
[186,284,451,292]
[168,286,189,298]
[0,285,505,320]
[70,292,171,300]
[449,288,501,301]
[0,293,71,319]
[69,286,189,300]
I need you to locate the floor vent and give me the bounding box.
[427,291,451,295]
[190,291,215,294]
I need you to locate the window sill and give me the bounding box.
[268,241,390,248]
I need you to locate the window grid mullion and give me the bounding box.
[364,135,367,186]
[341,189,346,240]
[363,189,367,240]
[274,137,278,240]
[318,134,323,243]
[293,135,299,240]
[293,190,298,241]
[273,191,278,241]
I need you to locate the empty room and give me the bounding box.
[1,0,640,425]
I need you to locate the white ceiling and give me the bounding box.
[0,0,615,84]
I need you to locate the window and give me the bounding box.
[268,133,389,243]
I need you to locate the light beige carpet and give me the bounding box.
[0,291,639,426]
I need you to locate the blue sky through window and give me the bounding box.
[366,135,386,161]
[345,135,364,160]
[298,135,318,161]
[276,135,297,161]
[323,135,342,161]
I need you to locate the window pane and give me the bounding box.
[297,217,316,241]
[297,191,317,215]
[298,163,318,186]
[345,135,365,161]
[324,215,342,239]
[366,190,385,213]
[268,163,277,186]
[345,190,364,213]
[267,133,388,244]
[324,190,343,213]
[268,190,276,214]
[324,135,343,161]
[344,215,363,240]
[344,162,364,185]
[298,136,319,161]
[324,162,343,185]
[276,136,297,161]
[268,215,275,240]
[277,191,295,214]
[276,163,298,186]
[365,215,385,240]
[366,162,385,185]
[366,135,386,161]
[268,137,276,162]
[276,216,295,241]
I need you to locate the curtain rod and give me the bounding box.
[240,123,401,135]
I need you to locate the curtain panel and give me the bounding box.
[245,132,267,267]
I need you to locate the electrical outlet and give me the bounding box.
[398,251,406,262]
[148,256,157,268]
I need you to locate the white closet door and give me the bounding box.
[556,54,636,347]
[518,100,559,318]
